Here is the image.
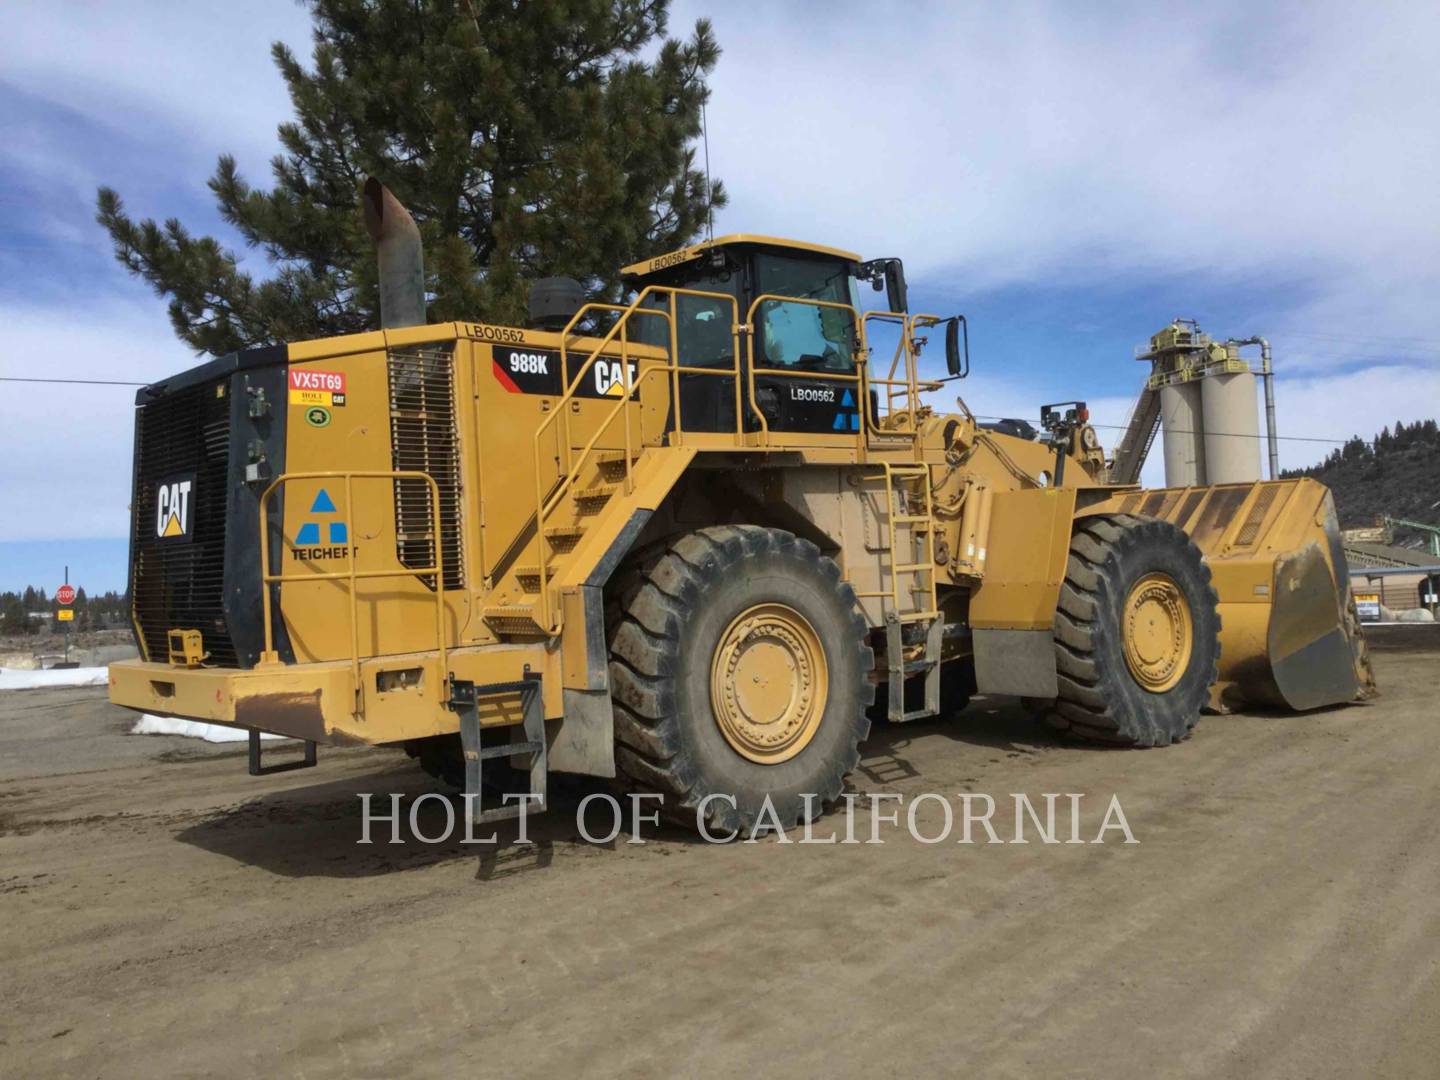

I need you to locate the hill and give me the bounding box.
[1282,419,1440,544]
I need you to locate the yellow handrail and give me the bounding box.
[258,470,449,716]
[528,284,745,631]
[744,292,867,450]
[518,286,946,633]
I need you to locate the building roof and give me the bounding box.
[620,234,862,279]
[1344,541,1440,569]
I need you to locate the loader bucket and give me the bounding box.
[1079,478,1376,712]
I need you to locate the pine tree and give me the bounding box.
[97,0,725,355]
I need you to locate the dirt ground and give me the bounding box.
[3,630,1438,1078]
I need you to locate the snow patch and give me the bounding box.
[131,715,283,743]
[0,666,109,690]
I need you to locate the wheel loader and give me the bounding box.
[109,180,1375,834]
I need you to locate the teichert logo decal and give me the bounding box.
[154,473,195,541]
[291,488,353,561]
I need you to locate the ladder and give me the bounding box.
[866,464,943,722]
[448,675,548,826]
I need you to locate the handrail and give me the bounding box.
[259,470,449,716]
[744,292,867,450]
[518,285,950,634]
[527,284,745,632]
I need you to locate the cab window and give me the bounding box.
[754,253,857,372]
[631,268,739,369]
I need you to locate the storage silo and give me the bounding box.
[1160,381,1206,487]
[1200,370,1261,483]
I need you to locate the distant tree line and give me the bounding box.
[0,588,129,636]
[1281,417,1440,537]
[1282,418,1440,479]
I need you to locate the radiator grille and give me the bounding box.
[388,346,465,591]
[130,380,237,665]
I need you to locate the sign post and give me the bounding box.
[57,569,75,665]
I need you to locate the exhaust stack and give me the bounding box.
[361,178,426,329]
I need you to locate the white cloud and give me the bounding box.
[687,0,1440,360]
[0,295,185,541]
[2,1,1437,544]
[0,2,310,181]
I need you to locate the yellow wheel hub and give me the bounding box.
[711,603,828,764]
[1122,573,1193,692]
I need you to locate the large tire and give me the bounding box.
[1050,513,1220,746]
[608,525,874,835]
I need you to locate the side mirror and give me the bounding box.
[883,259,908,314]
[945,316,969,378]
[858,257,909,313]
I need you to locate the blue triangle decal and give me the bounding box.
[296,522,320,546]
[840,389,853,406]
[833,413,848,430]
[310,489,337,514]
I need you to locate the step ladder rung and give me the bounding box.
[574,483,618,501]
[451,676,548,827]
[892,514,931,523]
[475,739,544,761]
[894,658,937,675]
[893,562,933,572]
[483,604,545,633]
[897,708,940,722]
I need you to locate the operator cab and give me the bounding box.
[621,235,910,437]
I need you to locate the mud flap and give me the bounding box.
[1266,541,1362,711]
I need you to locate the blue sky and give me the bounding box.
[2,0,1438,592]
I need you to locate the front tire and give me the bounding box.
[608,526,874,835]
[1050,513,1220,746]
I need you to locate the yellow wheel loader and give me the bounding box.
[110,181,1374,834]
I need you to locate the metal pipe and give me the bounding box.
[361,178,427,329]
[1231,336,1279,479]
[1260,338,1279,480]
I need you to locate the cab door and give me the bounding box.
[748,252,864,439]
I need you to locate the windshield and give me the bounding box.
[754,253,857,372]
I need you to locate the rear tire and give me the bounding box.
[1050,513,1219,746]
[608,526,874,835]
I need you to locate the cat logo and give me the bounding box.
[594,357,638,397]
[155,474,195,541]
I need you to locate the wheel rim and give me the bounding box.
[711,603,829,764]
[1122,573,1193,692]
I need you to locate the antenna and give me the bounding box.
[702,97,714,243]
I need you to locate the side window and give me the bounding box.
[754,254,857,372]
[676,294,734,368]
[757,299,855,371]
[629,273,737,369]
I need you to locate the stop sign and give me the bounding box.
[56,584,76,606]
